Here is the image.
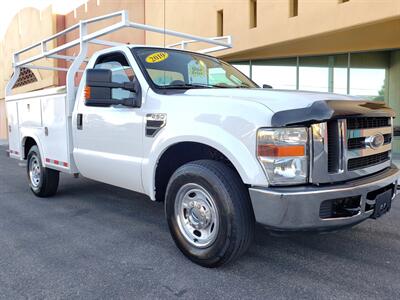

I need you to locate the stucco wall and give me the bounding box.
[145,0,400,60]
[65,0,145,47]
[0,6,59,139]
[52,0,145,85]
[0,6,58,99]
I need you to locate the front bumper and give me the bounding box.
[249,166,400,231]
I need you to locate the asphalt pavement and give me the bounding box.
[0,145,399,299]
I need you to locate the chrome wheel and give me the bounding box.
[174,183,219,248]
[29,155,41,188]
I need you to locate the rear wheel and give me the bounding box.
[27,145,59,197]
[165,160,255,268]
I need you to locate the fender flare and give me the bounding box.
[21,134,44,164]
[142,133,266,200]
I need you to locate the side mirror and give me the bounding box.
[85,69,139,107]
[263,84,273,89]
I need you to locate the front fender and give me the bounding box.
[141,123,267,200]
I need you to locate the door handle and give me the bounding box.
[77,113,83,130]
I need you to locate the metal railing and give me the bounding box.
[6,10,232,101]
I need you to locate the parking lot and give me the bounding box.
[0,144,399,299]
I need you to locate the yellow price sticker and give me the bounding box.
[146,52,169,63]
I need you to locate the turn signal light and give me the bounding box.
[84,86,91,100]
[258,144,305,157]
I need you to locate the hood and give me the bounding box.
[183,88,360,113]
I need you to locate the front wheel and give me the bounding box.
[165,160,255,268]
[27,145,59,197]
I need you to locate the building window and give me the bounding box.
[349,52,388,101]
[250,0,257,28]
[289,0,298,17]
[230,52,389,102]
[350,68,386,100]
[299,56,329,92]
[12,67,38,89]
[232,63,251,78]
[252,58,297,90]
[332,54,349,94]
[217,10,224,36]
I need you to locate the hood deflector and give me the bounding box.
[271,100,396,127]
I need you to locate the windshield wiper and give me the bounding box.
[160,83,251,89]
[160,83,213,89]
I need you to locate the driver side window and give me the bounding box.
[94,52,136,100]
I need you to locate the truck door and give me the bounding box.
[73,50,144,193]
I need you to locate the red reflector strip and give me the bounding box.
[45,158,69,168]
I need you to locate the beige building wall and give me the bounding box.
[64,0,145,45]
[0,6,60,140]
[0,6,59,99]
[145,0,400,61]
[62,0,145,85]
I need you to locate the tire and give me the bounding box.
[27,145,59,197]
[165,160,255,268]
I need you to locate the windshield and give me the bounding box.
[132,47,258,89]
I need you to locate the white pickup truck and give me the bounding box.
[6,11,399,267]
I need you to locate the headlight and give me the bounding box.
[257,127,308,185]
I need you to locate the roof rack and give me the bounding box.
[6,10,232,101]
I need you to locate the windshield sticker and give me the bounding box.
[188,60,207,84]
[146,52,169,63]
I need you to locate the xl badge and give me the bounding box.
[365,133,384,149]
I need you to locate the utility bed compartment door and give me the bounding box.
[6,101,21,157]
[18,99,42,128]
[41,94,70,170]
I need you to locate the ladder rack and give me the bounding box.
[6,10,232,99]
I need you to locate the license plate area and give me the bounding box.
[371,189,393,219]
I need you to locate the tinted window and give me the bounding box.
[132,47,258,90]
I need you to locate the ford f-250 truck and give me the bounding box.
[5,11,399,267]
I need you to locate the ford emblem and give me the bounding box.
[365,133,384,149]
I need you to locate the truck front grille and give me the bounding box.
[346,117,390,130]
[348,151,390,171]
[311,116,393,184]
[347,133,391,150]
[327,120,341,173]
